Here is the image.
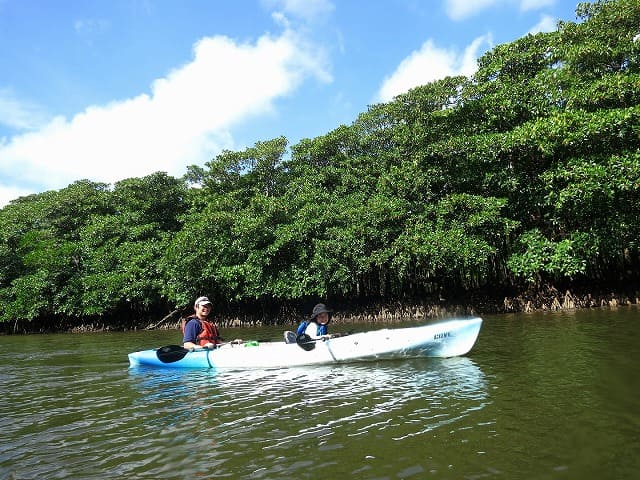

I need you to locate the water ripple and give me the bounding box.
[4,312,639,479]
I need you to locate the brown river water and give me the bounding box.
[1,306,638,479]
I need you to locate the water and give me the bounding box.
[1,307,638,479]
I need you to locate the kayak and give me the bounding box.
[128,317,483,369]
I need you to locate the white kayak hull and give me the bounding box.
[128,317,483,369]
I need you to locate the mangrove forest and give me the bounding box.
[1,0,639,332]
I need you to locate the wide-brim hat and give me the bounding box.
[310,303,332,320]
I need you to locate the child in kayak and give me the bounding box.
[296,303,333,339]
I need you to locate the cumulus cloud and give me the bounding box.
[0,88,50,131]
[0,185,36,207]
[0,30,330,204]
[444,0,501,20]
[445,0,557,20]
[375,35,491,103]
[527,14,558,34]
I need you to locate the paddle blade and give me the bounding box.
[296,333,315,351]
[283,330,297,344]
[156,345,190,363]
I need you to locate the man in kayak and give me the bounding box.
[296,303,334,339]
[182,296,230,350]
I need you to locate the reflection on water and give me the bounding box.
[123,358,488,478]
[2,350,487,479]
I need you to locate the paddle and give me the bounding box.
[156,339,271,363]
[156,345,193,363]
[156,345,189,363]
[295,331,352,351]
[295,333,316,351]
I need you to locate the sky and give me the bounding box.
[0,0,581,206]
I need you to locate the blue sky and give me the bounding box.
[0,0,580,206]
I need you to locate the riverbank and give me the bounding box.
[3,281,639,334]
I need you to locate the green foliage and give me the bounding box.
[507,230,594,284]
[560,0,640,77]
[2,0,640,327]
[392,195,517,289]
[0,174,188,323]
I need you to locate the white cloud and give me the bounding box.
[0,88,50,131]
[263,0,334,23]
[445,0,557,19]
[0,30,330,205]
[520,0,556,12]
[375,35,491,103]
[0,185,36,207]
[527,14,558,34]
[74,18,110,36]
[444,0,501,20]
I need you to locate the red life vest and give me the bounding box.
[181,317,222,346]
